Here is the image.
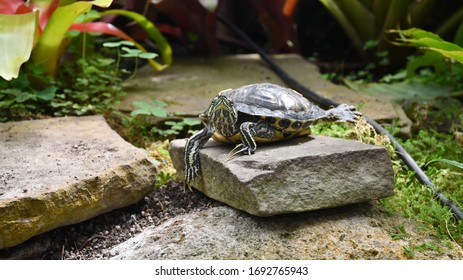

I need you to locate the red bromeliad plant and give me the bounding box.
[106,0,300,55]
[0,0,172,81]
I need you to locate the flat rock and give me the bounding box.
[120,54,411,131]
[0,116,156,249]
[169,136,394,216]
[110,205,462,260]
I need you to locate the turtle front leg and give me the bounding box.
[227,122,257,159]
[184,126,213,188]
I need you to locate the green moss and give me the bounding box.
[311,109,463,248]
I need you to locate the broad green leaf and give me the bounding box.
[427,48,463,64]
[121,47,142,55]
[101,9,172,71]
[0,100,14,108]
[182,118,201,126]
[393,28,463,64]
[130,106,167,117]
[31,0,113,76]
[394,28,442,41]
[131,100,167,117]
[344,79,454,102]
[132,100,152,110]
[0,11,38,81]
[37,86,57,101]
[103,40,134,48]
[151,100,168,107]
[148,107,167,117]
[406,52,447,76]
[403,37,462,52]
[138,52,158,59]
[15,91,34,103]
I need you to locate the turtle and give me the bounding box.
[184,82,362,186]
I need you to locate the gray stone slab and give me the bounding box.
[0,116,156,249]
[110,206,461,260]
[169,136,394,216]
[120,54,408,126]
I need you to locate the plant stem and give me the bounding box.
[126,57,138,81]
[82,25,87,73]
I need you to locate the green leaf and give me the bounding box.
[182,118,202,126]
[406,52,448,76]
[75,10,102,23]
[15,91,34,103]
[0,100,14,108]
[0,11,39,80]
[103,40,135,48]
[398,28,443,42]
[131,100,168,117]
[151,99,168,107]
[393,28,463,64]
[2,89,22,97]
[101,9,172,71]
[344,79,453,102]
[37,87,57,101]
[130,108,148,116]
[132,100,152,110]
[10,74,30,90]
[121,47,142,57]
[148,106,167,117]
[138,52,158,59]
[102,42,121,48]
[426,159,463,169]
[32,0,113,76]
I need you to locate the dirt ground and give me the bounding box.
[1,180,462,260]
[0,181,220,260]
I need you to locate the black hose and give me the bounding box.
[217,14,463,220]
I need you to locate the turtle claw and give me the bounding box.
[227,143,254,161]
[184,164,200,191]
[331,104,362,123]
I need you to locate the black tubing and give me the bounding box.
[217,14,463,220]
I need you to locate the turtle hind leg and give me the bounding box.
[324,104,362,123]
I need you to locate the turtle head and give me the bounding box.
[201,89,238,135]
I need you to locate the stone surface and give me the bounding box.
[169,136,394,216]
[0,116,156,249]
[119,54,411,131]
[110,205,462,260]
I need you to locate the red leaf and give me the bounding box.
[0,0,24,14]
[154,0,219,54]
[157,23,185,42]
[15,4,33,15]
[70,22,133,41]
[37,0,59,29]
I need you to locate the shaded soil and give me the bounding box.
[0,181,220,260]
[2,180,462,260]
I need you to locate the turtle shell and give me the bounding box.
[220,83,324,121]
